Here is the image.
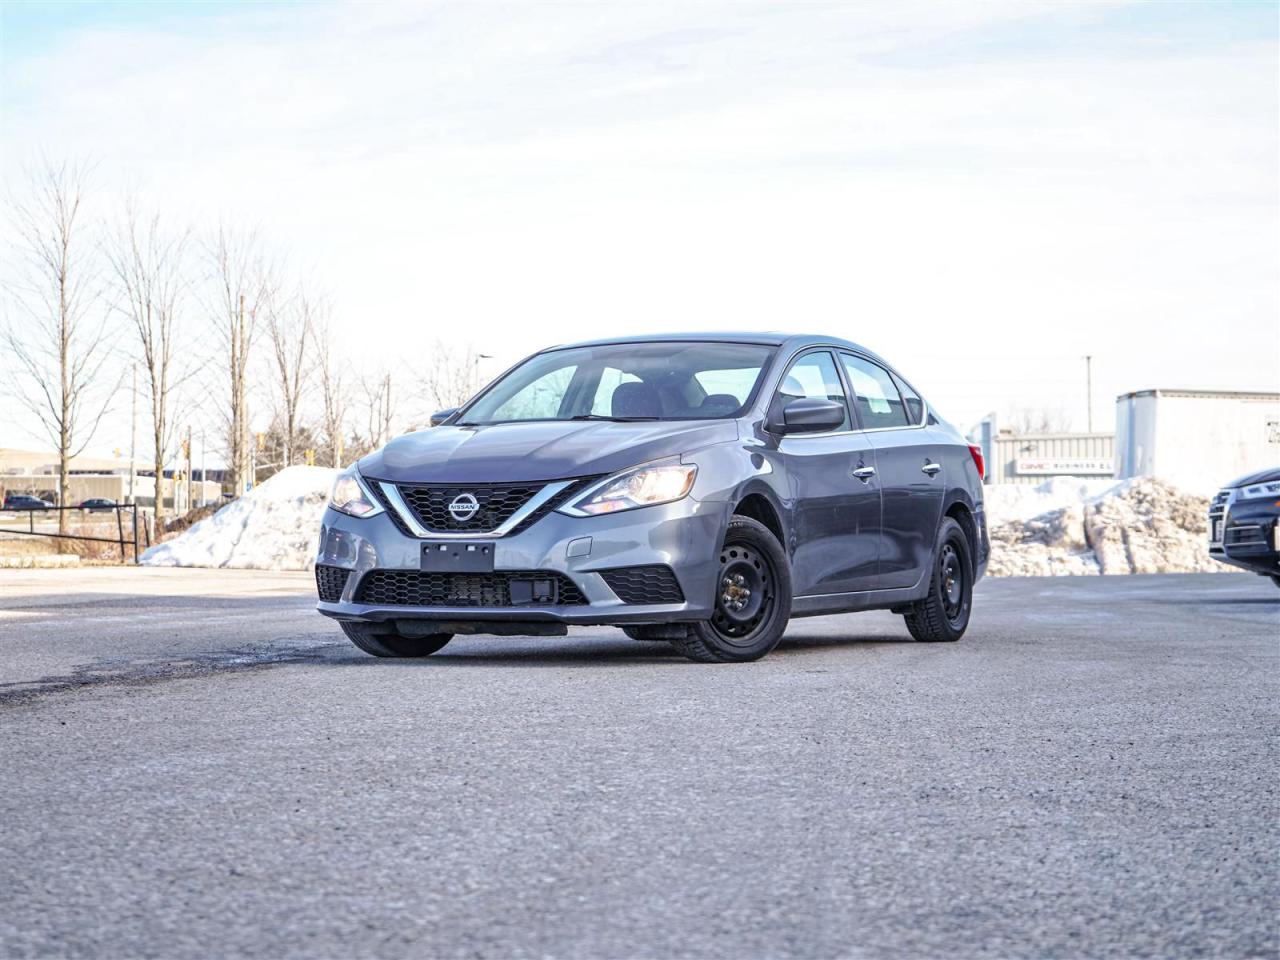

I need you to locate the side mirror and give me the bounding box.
[429,407,458,427]
[773,397,846,435]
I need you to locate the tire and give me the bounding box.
[669,515,792,663]
[339,621,453,658]
[1271,575,1280,589]
[903,517,973,643]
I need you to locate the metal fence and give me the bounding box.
[0,504,148,563]
[988,432,1116,485]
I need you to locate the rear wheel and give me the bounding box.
[670,516,792,663]
[903,517,972,643]
[340,621,453,658]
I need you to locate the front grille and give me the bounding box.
[315,564,350,602]
[365,475,603,537]
[397,482,543,532]
[354,570,587,607]
[1225,525,1265,546]
[598,565,685,604]
[1209,489,1230,520]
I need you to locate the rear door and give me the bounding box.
[774,349,880,595]
[839,353,946,589]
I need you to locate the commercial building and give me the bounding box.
[1115,389,1280,495]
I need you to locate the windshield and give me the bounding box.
[457,341,775,425]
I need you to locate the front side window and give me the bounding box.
[776,351,851,431]
[458,342,775,425]
[841,353,909,429]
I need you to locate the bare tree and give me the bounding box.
[314,309,349,467]
[2,158,118,542]
[1004,404,1074,435]
[106,200,189,524]
[348,370,394,459]
[264,284,313,468]
[206,226,269,495]
[409,339,486,427]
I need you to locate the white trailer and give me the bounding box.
[1115,389,1280,495]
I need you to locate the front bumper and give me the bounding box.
[315,495,731,625]
[1209,495,1280,577]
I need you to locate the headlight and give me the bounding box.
[329,468,383,518]
[559,459,697,517]
[1237,480,1280,501]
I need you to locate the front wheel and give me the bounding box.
[670,516,792,663]
[340,621,453,658]
[903,517,973,643]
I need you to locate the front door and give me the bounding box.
[774,350,881,595]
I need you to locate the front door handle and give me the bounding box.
[921,462,942,477]
[852,466,877,482]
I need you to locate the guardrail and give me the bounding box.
[0,504,148,564]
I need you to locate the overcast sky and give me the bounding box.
[2,0,1277,459]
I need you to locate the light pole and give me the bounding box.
[1084,355,1094,433]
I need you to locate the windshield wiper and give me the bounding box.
[567,414,660,422]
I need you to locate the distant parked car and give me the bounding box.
[3,494,53,511]
[78,498,117,513]
[1209,468,1280,587]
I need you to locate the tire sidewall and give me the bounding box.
[933,518,973,639]
[691,516,792,661]
[341,621,453,658]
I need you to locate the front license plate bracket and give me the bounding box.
[421,542,495,573]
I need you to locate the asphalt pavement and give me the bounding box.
[1,569,1276,958]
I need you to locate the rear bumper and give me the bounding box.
[973,503,990,582]
[315,496,731,625]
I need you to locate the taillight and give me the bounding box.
[967,444,985,480]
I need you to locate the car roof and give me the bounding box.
[546,331,883,358]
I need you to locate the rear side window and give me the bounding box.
[840,354,909,429]
[590,367,642,415]
[777,351,851,431]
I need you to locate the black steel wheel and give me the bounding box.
[903,517,973,643]
[671,516,792,663]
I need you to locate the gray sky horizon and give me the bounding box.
[2,0,1277,462]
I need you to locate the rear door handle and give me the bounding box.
[921,462,942,477]
[852,466,877,482]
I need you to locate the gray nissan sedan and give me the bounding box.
[316,333,989,662]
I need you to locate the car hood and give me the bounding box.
[1226,466,1280,489]
[359,419,739,484]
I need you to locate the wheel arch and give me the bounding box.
[729,483,786,547]
[942,495,979,564]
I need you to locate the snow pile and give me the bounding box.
[986,477,1227,577]
[140,465,1226,577]
[141,466,337,570]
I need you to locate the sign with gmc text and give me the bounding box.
[1015,457,1114,476]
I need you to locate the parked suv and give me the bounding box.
[316,334,989,662]
[1208,468,1280,587]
